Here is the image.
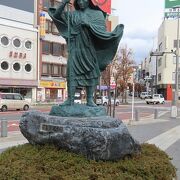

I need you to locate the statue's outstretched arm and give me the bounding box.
[53,0,70,19]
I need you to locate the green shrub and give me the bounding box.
[0,143,176,180]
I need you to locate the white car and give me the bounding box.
[140,92,152,99]
[145,94,165,104]
[0,93,30,111]
[96,96,120,106]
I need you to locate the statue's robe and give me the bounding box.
[48,7,124,86]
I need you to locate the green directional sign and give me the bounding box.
[165,0,180,18]
[165,0,180,8]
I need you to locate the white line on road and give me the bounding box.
[147,125,180,151]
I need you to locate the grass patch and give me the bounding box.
[0,143,176,180]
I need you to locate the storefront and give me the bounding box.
[0,79,37,102]
[38,80,66,103]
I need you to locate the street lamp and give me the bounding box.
[128,66,137,125]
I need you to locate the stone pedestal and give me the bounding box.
[49,104,107,117]
[20,110,141,161]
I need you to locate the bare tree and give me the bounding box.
[111,45,134,117]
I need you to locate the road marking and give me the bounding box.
[147,125,180,151]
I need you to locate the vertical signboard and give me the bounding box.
[165,0,180,18]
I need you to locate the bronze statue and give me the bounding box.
[49,0,124,106]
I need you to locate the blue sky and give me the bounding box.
[112,0,164,64]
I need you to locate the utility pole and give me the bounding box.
[171,6,180,118]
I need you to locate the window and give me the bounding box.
[13,38,21,48]
[42,41,51,54]
[53,1,61,8]
[52,64,60,76]
[52,42,61,56]
[158,73,161,81]
[25,40,32,50]
[62,65,67,77]
[1,36,9,46]
[172,72,175,81]
[158,58,162,67]
[43,0,53,10]
[25,63,32,72]
[42,63,50,75]
[13,62,21,71]
[174,40,180,48]
[45,20,52,33]
[14,94,22,100]
[1,61,9,70]
[5,94,13,100]
[52,22,59,35]
[61,44,67,57]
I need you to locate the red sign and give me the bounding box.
[91,0,111,14]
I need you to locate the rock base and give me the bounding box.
[20,111,141,161]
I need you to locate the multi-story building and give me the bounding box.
[36,0,68,103]
[156,19,179,100]
[0,0,38,102]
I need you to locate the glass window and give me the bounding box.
[25,40,32,49]
[52,64,59,76]
[52,42,60,56]
[42,63,50,75]
[14,95,22,100]
[62,65,67,77]
[174,40,180,48]
[13,38,21,48]
[61,44,67,57]
[43,0,53,10]
[158,73,161,81]
[25,64,32,72]
[1,36,9,46]
[42,41,51,54]
[46,20,51,33]
[5,94,13,99]
[52,22,59,35]
[13,62,21,71]
[158,58,162,67]
[53,1,60,8]
[172,72,175,81]
[1,61,9,70]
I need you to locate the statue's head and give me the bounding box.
[74,0,89,10]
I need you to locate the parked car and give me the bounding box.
[96,96,120,106]
[140,92,152,99]
[0,93,30,112]
[145,94,165,104]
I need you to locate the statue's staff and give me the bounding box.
[66,0,73,105]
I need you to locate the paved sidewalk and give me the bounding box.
[0,131,27,150]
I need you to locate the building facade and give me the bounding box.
[0,0,38,102]
[156,19,179,100]
[37,0,68,103]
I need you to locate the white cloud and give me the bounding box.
[112,0,164,63]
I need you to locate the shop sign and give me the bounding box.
[9,51,26,59]
[40,81,66,88]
